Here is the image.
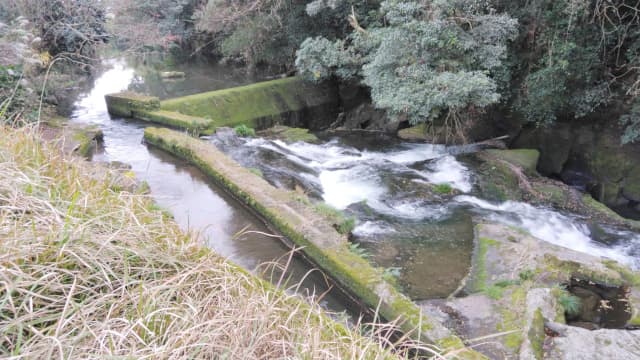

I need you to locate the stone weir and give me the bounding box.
[105,77,339,135]
[142,127,485,359]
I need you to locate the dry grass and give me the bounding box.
[0,125,447,359]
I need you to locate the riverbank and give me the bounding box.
[0,125,422,359]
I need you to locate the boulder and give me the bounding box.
[545,323,640,360]
[398,123,427,141]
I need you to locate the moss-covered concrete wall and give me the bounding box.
[142,127,484,358]
[105,91,161,118]
[159,77,339,130]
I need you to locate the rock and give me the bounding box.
[469,223,624,291]
[341,103,389,131]
[159,71,185,79]
[257,125,319,143]
[569,286,602,324]
[520,288,557,360]
[545,322,640,360]
[484,149,540,174]
[512,123,571,176]
[397,123,427,141]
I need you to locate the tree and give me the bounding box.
[296,0,518,141]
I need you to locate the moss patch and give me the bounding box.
[528,308,545,360]
[135,110,214,135]
[259,125,319,143]
[160,77,337,130]
[105,91,160,118]
[471,236,499,292]
[485,149,540,174]
[397,123,427,141]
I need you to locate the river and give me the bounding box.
[70,58,640,307]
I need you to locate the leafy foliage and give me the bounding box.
[296,1,518,133]
[233,124,256,137]
[558,291,582,317]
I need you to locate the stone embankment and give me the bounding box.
[105,77,339,135]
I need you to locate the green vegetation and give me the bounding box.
[472,236,499,292]
[234,124,256,137]
[348,242,370,259]
[160,77,336,130]
[433,183,453,195]
[313,202,356,235]
[528,309,546,360]
[558,291,582,317]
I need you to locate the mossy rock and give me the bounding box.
[397,123,427,141]
[160,77,338,130]
[258,125,319,143]
[484,149,540,174]
[105,91,160,118]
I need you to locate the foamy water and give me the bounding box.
[455,195,638,267]
[248,138,473,210]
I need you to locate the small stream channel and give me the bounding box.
[68,59,357,316]
[71,59,640,312]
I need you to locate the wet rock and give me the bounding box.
[340,103,389,131]
[397,123,427,141]
[569,286,602,324]
[420,294,513,359]
[513,121,640,214]
[159,71,185,79]
[484,149,540,175]
[545,322,640,360]
[257,125,319,143]
[520,288,557,360]
[512,123,571,176]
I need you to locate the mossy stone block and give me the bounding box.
[105,91,160,118]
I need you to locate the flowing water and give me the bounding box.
[70,59,640,308]
[68,59,355,315]
[209,131,640,300]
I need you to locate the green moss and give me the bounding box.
[313,202,355,235]
[485,149,540,174]
[528,309,545,360]
[160,77,336,130]
[397,123,427,141]
[71,127,102,158]
[534,183,569,206]
[433,183,453,194]
[234,124,256,137]
[105,92,160,118]
[261,125,319,143]
[603,260,640,286]
[497,287,527,352]
[629,316,640,326]
[543,254,623,285]
[248,167,263,177]
[136,110,214,135]
[471,237,499,292]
